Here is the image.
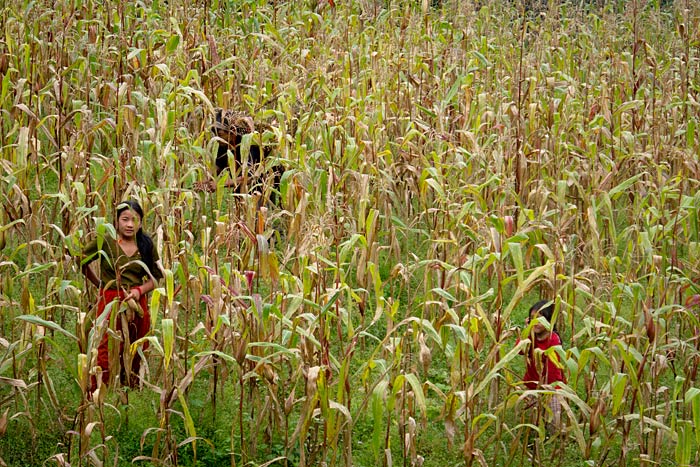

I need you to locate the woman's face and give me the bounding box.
[117,209,141,239]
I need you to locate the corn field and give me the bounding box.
[1,0,700,465]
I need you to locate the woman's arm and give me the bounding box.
[81,263,101,288]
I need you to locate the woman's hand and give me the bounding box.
[123,286,144,319]
[124,286,142,302]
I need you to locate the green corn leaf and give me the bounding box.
[177,391,197,457]
[471,50,491,68]
[611,373,628,416]
[149,288,163,330]
[131,336,163,357]
[613,99,643,116]
[675,421,692,466]
[369,262,384,325]
[507,242,524,285]
[473,339,529,397]
[194,350,238,366]
[431,287,457,302]
[166,34,180,53]
[17,262,58,278]
[687,118,696,148]
[403,373,427,416]
[685,387,700,444]
[443,75,465,105]
[178,86,214,115]
[502,261,555,321]
[371,380,389,461]
[365,208,378,239]
[328,400,352,422]
[77,353,88,390]
[165,268,174,307]
[15,315,77,342]
[162,318,174,370]
[423,177,446,200]
[608,173,644,200]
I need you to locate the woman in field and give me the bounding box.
[80,199,162,391]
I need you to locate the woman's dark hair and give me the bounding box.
[117,200,162,280]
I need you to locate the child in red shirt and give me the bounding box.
[520,299,566,430]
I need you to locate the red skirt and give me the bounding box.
[92,288,150,390]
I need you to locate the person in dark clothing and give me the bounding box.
[197,108,283,197]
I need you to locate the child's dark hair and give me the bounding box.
[117,200,162,280]
[530,300,554,322]
[529,299,560,337]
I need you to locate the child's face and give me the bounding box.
[117,209,141,239]
[528,309,550,339]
